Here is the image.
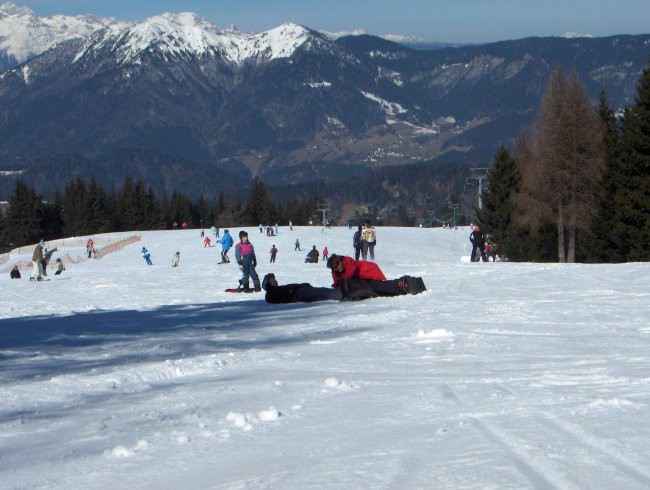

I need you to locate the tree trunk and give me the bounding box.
[567,225,576,263]
[558,201,566,263]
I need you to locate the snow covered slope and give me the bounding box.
[2,226,650,489]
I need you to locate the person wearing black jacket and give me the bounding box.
[470,225,487,262]
[353,225,362,261]
[10,265,21,279]
[262,273,426,304]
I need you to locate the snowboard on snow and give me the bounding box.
[225,288,260,293]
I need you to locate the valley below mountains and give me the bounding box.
[0,2,648,200]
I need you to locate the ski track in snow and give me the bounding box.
[1,226,650,489]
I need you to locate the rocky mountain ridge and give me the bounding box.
[0,2,648,197]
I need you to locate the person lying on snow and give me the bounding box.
[262,257,426,304]
[327,254,426,297]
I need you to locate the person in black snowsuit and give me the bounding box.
[470,225,487,262]
[353,225,362,261]
[10,265,21,279]
[262,273,426,304]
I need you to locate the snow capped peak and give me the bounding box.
[1,3,325,69]
[0,1,117,63]
[0,2,34,18]
[321,29,367,40]
[76,16,322,66]
[564,31,593,39]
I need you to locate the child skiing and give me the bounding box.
[235,231,261,292]
[172,251,180,267]
[270,245,278,263]
[142,247,153,265]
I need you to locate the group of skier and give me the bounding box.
[9,239,66,281]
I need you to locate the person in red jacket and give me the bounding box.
[327,254,386,289]
[326,254,426,297]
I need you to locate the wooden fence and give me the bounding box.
[95,235,141,259]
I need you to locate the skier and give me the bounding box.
[323,246,329,262]
[54,258,65,275]
[470,225,487,262]
[203,236,211,248]
[295,238,301,251]
[289,220,293,230]
[141,247,153,265]
[218,229,234,263]
[235,231,261,292]
[172,251,180,267]
[270,245,278,263]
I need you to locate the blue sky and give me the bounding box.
[10,0,650,43]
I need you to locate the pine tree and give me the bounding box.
[6,181,42,246]
[40,192,65,240]
[477,147,522,259]
[241,177,278,225]
[587,91,624,262]
[63,177,87,236]
[144,187,163,229]
[84,176,111,234]
[118,176,137,231]
[0,204,7,244]
[169,191,192,226]
[193,196,209,229]
[614,66,650,260]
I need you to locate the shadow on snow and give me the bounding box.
[0,299,372,383]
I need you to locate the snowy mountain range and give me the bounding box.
[0,2,649,197]
[0,2,118,69]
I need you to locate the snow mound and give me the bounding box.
[416,328,455,343]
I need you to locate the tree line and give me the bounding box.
[478,65,650,262]
[0,176,320,248]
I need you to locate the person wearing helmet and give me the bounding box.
[262,273,342,303]
[235,231,261,292]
